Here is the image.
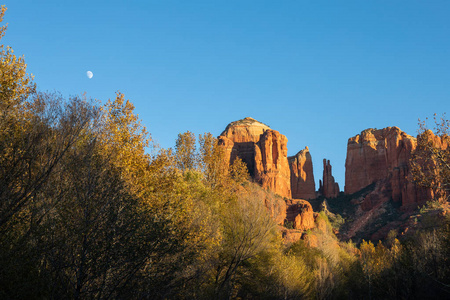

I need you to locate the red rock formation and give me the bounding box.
[218,117,270,176]
[254,130,292,198]
[345,127,416,195]
[288,147,316,200]
[344,127,430,210]
[319,159,340,198]
[219,117,291,198]
[285,199,315,231]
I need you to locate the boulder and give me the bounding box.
[286,199,315,231]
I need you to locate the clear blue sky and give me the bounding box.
[3,0,450,190]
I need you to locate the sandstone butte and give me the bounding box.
[288,147,316,200]
[218,117,315,234]
[319,159,340,198]
[218,117,292,198]
[344,126,448,210]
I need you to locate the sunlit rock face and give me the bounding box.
[285,199,315,231]
[345,127,415,194]
[344,127,431,210]
[319,159,339,198]
[219,117,270,177]
[288,147,316,200]
[218,117,291,198]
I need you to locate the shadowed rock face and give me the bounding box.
[288,147,316,200]
[219,117,291,198]
[319,159,340,198]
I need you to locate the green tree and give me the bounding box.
[212,185,277,299]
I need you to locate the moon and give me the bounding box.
[86,71,93,79]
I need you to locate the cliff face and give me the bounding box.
[254,130,292,199]
[288,147,316,200]
[219,117,291,198]
[218,117,270,177]
[345,127,416,194]
[344,127,422,209]
[319,159,340,198]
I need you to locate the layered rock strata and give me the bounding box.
[344,127,424,209]
[319,159,340,198]
[288,147,316,200]
[218,117,291,198]
[218,117,270,177]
